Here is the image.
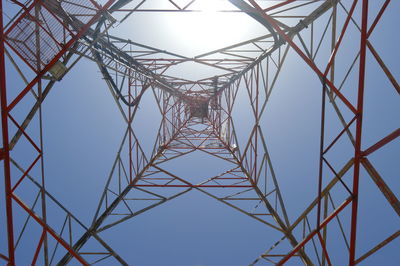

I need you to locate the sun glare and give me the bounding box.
[163,0,264,55]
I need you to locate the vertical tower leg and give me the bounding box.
[349,0,369,264]
[0,0,15,264]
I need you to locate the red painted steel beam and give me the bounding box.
[11,194,89,265]
[317,78,327,227]
[31,230,46,266]
[0,148,5,161]
[323,116,357,155]
[133,184,253,188]
[0,0,16,263]
[11,154,41,192]
[0,253,8,262]
[8,114,41,153]
[317,231,332,266]
[277,197,352,265]
[4,0,42,35]
[349,1,369,265]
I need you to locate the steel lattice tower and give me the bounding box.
[0,0,398,265]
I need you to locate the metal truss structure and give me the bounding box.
[0,0,398,265]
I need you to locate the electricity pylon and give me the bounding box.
[0,0,398,265]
